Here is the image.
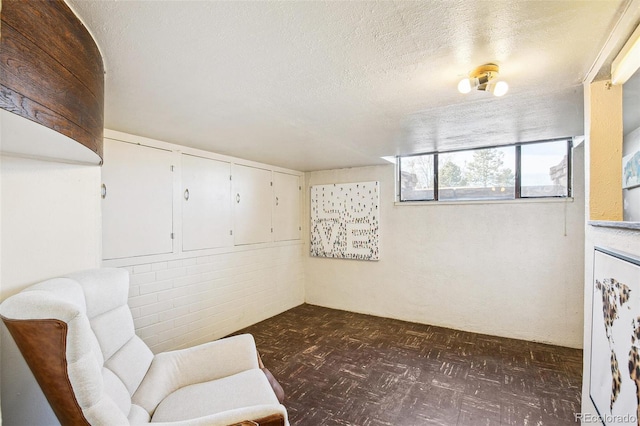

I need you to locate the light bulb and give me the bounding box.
[457,78,472,94]
[491,80,508,97]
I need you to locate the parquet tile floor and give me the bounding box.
[234,304,582,426]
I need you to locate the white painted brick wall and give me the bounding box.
[123,244,305,353]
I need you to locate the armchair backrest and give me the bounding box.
[0,268,154,425]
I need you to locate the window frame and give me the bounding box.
[397,138,573,203]
[398,152,437,201]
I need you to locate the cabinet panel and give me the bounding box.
[273,172,301,241]
[102,139,174,260]
[182,154,232,251]
[233,164,273,245]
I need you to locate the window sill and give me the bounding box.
[588,220,640,232]
[394,197,574,207]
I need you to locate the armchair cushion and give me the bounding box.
[132,334,261,415]
[151,369,280,422]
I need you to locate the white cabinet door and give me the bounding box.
[273,172,301,241]
[182,154,232,251]
[233,164,272,245]
[102,139,174,260]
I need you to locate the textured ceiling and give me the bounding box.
[67,0,626,171]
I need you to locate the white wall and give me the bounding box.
[0,112,102,426]
[0,151,101,425]
[118,245,305,354]
[305,149,585,348]
[0,157,101,298]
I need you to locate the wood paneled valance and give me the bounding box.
[0,0,104,162]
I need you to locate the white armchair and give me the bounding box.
[0,268,288,426]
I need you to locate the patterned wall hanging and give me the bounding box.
[310,181,379,261]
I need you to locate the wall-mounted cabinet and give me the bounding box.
[182,154,233,251]
[100,131,303,264]
[102,139,174,260]
[273,172,301,242]
[232,164,273,246]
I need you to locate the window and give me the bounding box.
[398,139,572,202]
[399,154,434,201]
[438,147,515,201]
[520,140,570,197]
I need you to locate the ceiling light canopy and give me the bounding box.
[458,63,508,97]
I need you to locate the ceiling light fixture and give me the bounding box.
[458,63,508,97]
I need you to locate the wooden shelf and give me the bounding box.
[0,0,104,163]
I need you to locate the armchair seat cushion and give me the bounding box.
[151,369,280,423]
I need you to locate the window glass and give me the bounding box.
[521,141,569,197]
[399,154,434,201]
[397,139,570,202]
[439,147,515,201]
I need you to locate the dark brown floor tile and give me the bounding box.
[458,394,501,425]
[232,304,582,426]
[464,377,503,403]
[501,399,544,425]
[539,393,581,424]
